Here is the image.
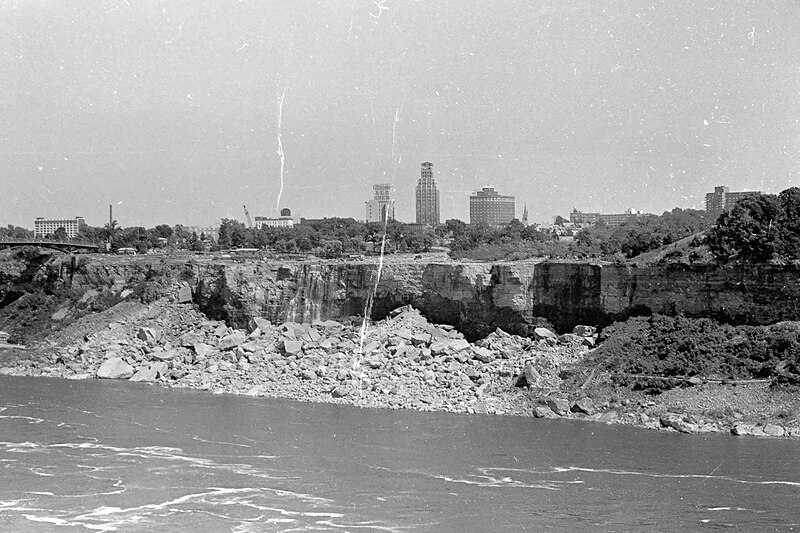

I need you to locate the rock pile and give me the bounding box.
[1,300,599,416]
[2,297,798,437]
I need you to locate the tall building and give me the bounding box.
[33,216,87,238]
[521,203,529,226]
[705,186,762,222]
[469,186,515,227]
[365,183,395,223]
[415,162,440,226]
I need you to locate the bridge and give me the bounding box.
[0,240,100,253]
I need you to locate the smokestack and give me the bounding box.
[109,204,113,226]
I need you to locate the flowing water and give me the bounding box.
[0,375,798,532]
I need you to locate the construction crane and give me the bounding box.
[242,205,253,229]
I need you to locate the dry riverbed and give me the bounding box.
[1,298,798,438]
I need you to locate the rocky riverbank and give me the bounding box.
[1,297,797,438]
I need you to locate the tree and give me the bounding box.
[706,194,781,262]
[52,227,68,241]
[0,225,34,240]
[154,224,174,240]
[777,187,800,259]
[218,219,249,249]
[443,219,467,239]
[103,220,120,242]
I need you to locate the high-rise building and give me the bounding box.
[522,203,529,226]
[415,162,440,226]
[469,187,515,227]
[33,216,87,238]
[365,183,395,223]
[705,186,762,222]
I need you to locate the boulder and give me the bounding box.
[411,333,431,346]
[534,327,558,341]
[731,423,767,437]
[193,343,211,358]
[533,406,560,419]
[545,397,571,416]
[472,347,495,363]
[177,284,192,304]
[300,369,317,381]
[245,384,267,396]
[151,348,181,361]
[279,323,297,339]
[763,423,785,437]
[660,413,696,434]
[283,339,304,356]
[463,366,480,381]
[304,328,322,343]
[572,325,596,337]
[130,363,160,382]
[363,340,382,353]
[472,402,488,414]
[247,316,272,333]
[390,305,413,317]
[557,333,583,345]
[96,357,134,379]
[136,327,161,345]
[179,332,202,347]
[217,331,248,351]
[571,397,596,416]
[430,339,469,355]
[598,411,619,423]
[514,364,542,388]
[319,338,336,350]
[582,337,596,348]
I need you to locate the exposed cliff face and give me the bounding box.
[3,253,800,344]
[200,260,800,340]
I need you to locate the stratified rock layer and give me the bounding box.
[4,254,800,344]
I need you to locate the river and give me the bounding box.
[0,375,798,532]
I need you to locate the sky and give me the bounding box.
[1,0,798,229]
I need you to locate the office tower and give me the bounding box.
[415,162,440,226]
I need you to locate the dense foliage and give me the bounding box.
[217,218,435,257]
[0,225,34,240]
[446,208,709,261]
[593,315,800,390]
[706,187,800,263]
[573,208,708,258]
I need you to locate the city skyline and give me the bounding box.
[2,1,798,228]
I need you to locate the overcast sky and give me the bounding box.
[1,0,798,228]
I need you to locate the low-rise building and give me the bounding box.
[255,208,294,229]
[569,208,645,227]
[33,216,87,238]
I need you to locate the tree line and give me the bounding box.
[5,187,797,262]
[217,218,436,257]
[446,208,709,261]
[706,187,800,263]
